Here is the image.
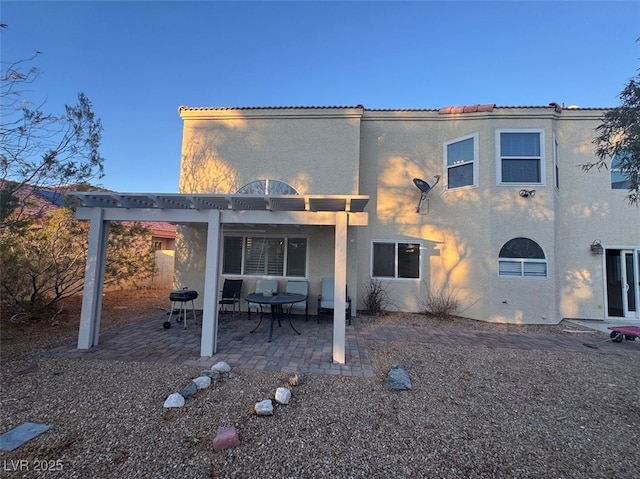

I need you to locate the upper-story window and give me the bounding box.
[497,130,544,185]
[444,133,478,189]
[237,179,299,195]
[498,237,547,278]
[611,152,631,190]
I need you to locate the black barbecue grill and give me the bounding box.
[166,288,198,330]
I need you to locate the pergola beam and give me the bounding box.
[70,192,369,363]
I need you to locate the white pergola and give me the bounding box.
[68,192,369,364]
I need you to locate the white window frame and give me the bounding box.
[496,129,545,186]
[443,133,479,190]
[498,259,548,278]
[553,133,559,190]
[222,234,309,278]
[497,237,548,279]
[370,240,422,280]
[611,152,631,190]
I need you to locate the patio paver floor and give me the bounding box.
[43,312,640,376]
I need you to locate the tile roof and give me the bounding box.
[179,104,610,113]
[178,105,365,112]
[438,104,496,114]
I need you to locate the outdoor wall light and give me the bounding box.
[519,189,536,198]
[590,240,604,255]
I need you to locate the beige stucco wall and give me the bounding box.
[179,107,363,195]
[554,109,640,320]
[174,223,359,314]
[175,107,365,312]
[358,109,560,323]
[175,105,639,324]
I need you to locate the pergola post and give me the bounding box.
[201,210,221,356]
[333,211,348,363]
[77,208,109,349]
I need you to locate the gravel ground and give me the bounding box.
[1,290,639,478]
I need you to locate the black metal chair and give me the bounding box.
[218,279,243,318]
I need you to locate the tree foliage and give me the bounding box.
[585,70,640,205]
[0,50,105,227]
[0,35,156,320]
[0,199,157,319]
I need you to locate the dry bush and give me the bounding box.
[361,279,393,316]
[421,286,460,318]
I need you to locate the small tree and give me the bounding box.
[0,199,157,319]
[583,68,640,205]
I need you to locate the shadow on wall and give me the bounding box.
[180,129,240,194]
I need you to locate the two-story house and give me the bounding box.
[175,104,638,325]
[70,103,639,361]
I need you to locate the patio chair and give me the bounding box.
[218,279,243,318]
[285,280,309,321]
[247,279,279,320]
[317,277,352,325]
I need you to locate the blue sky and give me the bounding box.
[2,1,639,193]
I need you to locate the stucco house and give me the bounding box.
[175,104,638,323]
[69,103,639,362]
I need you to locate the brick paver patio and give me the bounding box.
[43,311,639,376]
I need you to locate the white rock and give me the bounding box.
[211,361,231,373]
[254,399,274,416]
[193,375,212,389]
[275,387,291,405]
[163,392,185,408]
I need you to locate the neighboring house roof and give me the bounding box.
[2,181,176,239]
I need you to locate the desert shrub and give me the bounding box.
[361,279,392,316]
[421,286,460,318]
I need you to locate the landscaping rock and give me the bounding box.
[212,426,240,451]
[212,361,231,373]
[179,380,198,398]
[275,387,291,405]
[288,372,304,386]
[254,399,274,416]
[384,364,412,390]
[193,375,212,389]
[163,393,185,408]
[201,370,221,380]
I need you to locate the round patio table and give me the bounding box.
[245,292,306,342]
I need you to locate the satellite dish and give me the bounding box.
[413,175,441,213]
[413,178,432,194]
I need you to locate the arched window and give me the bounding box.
[236,179,299,195]
[498,237,547,278]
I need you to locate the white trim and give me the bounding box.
[553,133,559,191]
[496,129,546,186]
[497,258,548,278]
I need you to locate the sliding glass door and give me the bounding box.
[606,249,640,319]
